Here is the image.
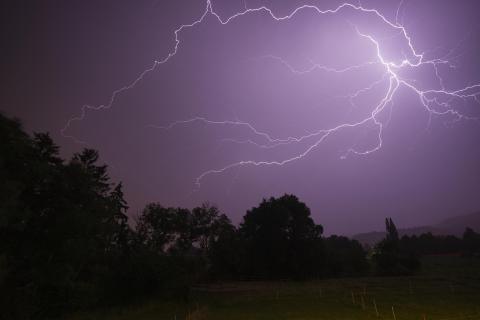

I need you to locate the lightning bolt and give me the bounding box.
[62,0,480,188]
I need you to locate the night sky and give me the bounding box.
[3,0,480,235]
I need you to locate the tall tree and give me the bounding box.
[0,113,131,318]
[373,217,419,275]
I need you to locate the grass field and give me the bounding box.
[69,256,480,320]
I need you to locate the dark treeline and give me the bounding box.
[399,229,480,256]
[1,113,480,319]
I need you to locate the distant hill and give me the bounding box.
[352,211,480,247]
[436,211,480,235]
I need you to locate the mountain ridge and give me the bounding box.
[352,211,480,246]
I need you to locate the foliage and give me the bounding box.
[462,227,480,256]
[399,233,463,255]
[324,235,369,277]
[239,194,326,279]
[0,114,129,318]
[373,218,420,275]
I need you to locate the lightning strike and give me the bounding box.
[62,0,480,188]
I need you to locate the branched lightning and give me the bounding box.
[63,0,480,187]
[260,54,380,75]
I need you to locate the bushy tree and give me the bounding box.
[324,236,368,277]
[239,194,324,279]
[207,213,241,279]
[134,202,238,289]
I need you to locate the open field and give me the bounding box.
[69,256,480,320]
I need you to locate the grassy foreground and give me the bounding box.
[69,256,480,320]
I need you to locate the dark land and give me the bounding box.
[2,112,480,319]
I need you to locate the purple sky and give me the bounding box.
[3,0,480,235]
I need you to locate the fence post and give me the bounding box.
[373,299,379,317]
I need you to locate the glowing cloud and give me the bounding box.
[62,0,480,188]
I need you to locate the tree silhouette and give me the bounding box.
[240,194,324,279]
[0,113,132,318]
[373,218,419,275]
[463,227,480,256]
[385,217,399,241]
[324,235,368,277]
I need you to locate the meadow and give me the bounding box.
[69,256,480,320]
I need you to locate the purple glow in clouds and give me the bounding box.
[62,1,479,184]
[7,0,479,234]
